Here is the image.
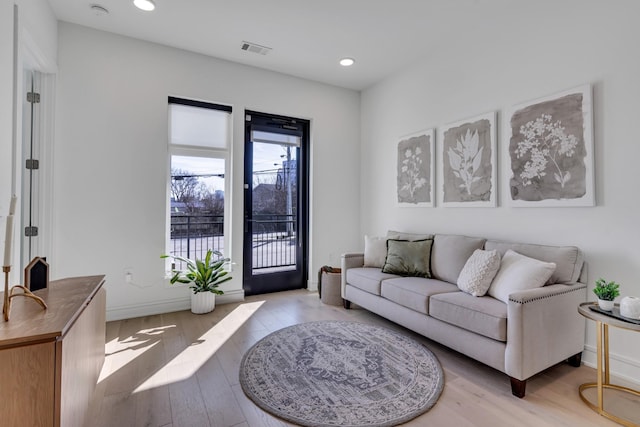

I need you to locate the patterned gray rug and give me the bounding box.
[239,320,444,426]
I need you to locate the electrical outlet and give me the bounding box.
[123,267,153,289]
[124,268,133,283]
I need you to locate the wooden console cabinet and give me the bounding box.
[0,275,106,427]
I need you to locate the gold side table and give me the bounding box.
[578,302,640,427]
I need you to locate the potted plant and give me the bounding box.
[593,278,620,311]
[162,249,232,314]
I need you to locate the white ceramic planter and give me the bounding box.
[597,299,614,311]
[619,296,640,319]
[191,292,216,314]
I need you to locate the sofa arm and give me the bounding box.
[505,282,587,381]
[341,253,364,298]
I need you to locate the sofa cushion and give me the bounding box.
[346,267,398,296]
[387,230,434,241]
[487,250,556,303]
[382,239,434,277]
[431,234,486,284]
[485,240,583,284]
[430,292,508,342]
[363,235,388,268]
[381,277,458,314]
[457,249,501,296]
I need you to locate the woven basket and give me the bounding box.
[320,271,342,306]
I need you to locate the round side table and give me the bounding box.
[578,302,640,427]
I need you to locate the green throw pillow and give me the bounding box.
[382,239,433,278]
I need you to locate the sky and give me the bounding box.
[171,142,294,192]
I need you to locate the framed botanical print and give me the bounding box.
[438,112,497,207]
[505,84,594,207]
[397,128,435,207]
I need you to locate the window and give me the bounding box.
[167,98,231,267]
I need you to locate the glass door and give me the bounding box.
[243,111,309,295]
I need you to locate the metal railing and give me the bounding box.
[251,214,296,271]
[170,214,224,263]
[169,213,296,272]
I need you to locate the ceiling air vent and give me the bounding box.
[241,41,272,55]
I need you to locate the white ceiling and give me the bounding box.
[48,0,516,91]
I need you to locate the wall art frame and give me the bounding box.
[397,128,435,207]
[505,84,594,207]
[438,111,497,207]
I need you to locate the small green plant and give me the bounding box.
[593,278,620,301]
[161,249,231,294]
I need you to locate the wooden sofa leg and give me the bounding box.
[343,299,351,309]
[567,352,582,367]
[510,377,527,398]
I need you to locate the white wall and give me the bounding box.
[17,0,57,71]
[54,23,361,320]
[1,1,14,214]
[361,1,640,382]
[1,0,57,284]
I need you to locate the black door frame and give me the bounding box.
[243,110,310,295]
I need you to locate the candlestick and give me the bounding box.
[3,214,13,267]
[3,195,16,267]
[8,195,16,215]
[3,264,47,321]
[2,266,8,321]
[1,195,45,321]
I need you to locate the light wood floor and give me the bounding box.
[87,289,639,427]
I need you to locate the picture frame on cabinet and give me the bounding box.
[24,256,49,291]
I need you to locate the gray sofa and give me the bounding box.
[341,233,587,397]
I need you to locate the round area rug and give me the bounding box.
[239,320,444,426]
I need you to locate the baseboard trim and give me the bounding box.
[106,289,245,321]
[217,289,245,304]
[582,344,640,387]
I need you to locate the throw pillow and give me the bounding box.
[488,249,557,303]
[363,235,388,268]
[457,249,501,297]
[382,239,433,277]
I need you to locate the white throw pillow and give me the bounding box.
[457,249,501,297]
[488,250,557,303]
[364,235,388,268]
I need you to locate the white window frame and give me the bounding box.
[166,100,232,274]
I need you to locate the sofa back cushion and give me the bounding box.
[484,240,583,284]
[387,230,434,241]
[431,234,487,284]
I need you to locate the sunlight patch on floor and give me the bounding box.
[132,300,265,393]
[98,325,176,383]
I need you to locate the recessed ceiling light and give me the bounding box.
[90,4,109,16]
[339,57,355,67]
[133,0,155,11]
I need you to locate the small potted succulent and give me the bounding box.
[593,278,620,311]
[161,249,232,314]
